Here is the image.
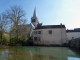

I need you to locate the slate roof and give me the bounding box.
[27,23,35,29]
[66,30,80,32]
[34,25,65,30]
[18,23,35,29]
[74,28,80,30]
[18,23,35,37]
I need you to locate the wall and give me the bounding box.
[33,28,67,45]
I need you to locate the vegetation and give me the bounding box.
[0,33,9,42]
[2,34,9,42]
[0,5,29,46]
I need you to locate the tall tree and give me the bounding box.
[4,5,27,41]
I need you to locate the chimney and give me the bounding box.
[60,23,62,25]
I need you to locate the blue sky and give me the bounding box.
[0,0,80,29]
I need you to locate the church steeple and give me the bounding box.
[31,8,39,28]
[33,7,37,18]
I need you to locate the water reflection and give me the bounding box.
[0,46,79,60]
[0,47,30,60]
[68,57,80,60]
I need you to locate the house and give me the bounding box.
[66,29,80,41]
[33,24,67,45]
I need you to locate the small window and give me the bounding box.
[34,31,37,34]
[36,31,37,34]
[49,30,52,34]
[38,37,41,41]
[38,31,41,34]
[34,31,36,34]
[34,31,35,34]
[34,37,37,41]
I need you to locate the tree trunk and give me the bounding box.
[1,26,2,42]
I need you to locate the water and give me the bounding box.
[0,46,80,60]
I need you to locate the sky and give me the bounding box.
[0,0,80,29]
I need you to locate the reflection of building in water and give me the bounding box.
[32,47,68,60]
[34,47,41,53]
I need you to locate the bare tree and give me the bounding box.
[4,5,28,41]
[18,24,29,40]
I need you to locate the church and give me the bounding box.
[28,8,67,45]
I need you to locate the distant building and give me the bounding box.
[66,29,80,41]
[74,28,80,30]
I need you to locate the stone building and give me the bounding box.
[31,8,67,45]
[33,24,67,45]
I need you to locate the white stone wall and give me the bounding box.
[67,32,80,40]
[33,28,67,45]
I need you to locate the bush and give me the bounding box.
[10,37,28,45]
[2,34,9,42]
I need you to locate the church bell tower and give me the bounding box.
[31,8,39,28]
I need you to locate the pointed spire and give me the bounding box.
[33,7,37,18]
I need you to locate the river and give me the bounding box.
[0,46,80,60]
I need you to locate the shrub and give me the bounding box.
[10,37,28,44]
[2,34,9,42]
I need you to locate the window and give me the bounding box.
[49,30,52,34]
[38,31,41,34]
[36,31,37,34]
[32,19,35,22]
[34,31,37,34]
[34,37,37,41]
[34,37,41,41]
[34,31,35,34]
[38,37,41,41]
